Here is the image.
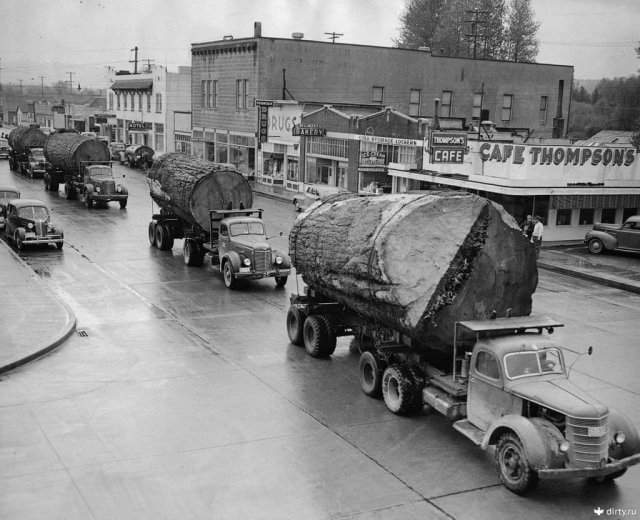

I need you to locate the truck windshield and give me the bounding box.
[87,167,113,178]
[18,206,49,221]
[504,348,564,379]
[229,222,265,236]
[0,191,19,200]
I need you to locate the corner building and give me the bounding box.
[190,23,573,178]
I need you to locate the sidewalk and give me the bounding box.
[0,240,76,374]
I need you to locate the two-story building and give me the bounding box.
[106,65,191,155]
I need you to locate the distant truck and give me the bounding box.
[124,144,154,169]
[23,147,48,178]
[43,131,128,209]
[7,125,47,175]
[147,153,291,288]
[286,192,640,494]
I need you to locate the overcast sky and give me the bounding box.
[0,0,637,89]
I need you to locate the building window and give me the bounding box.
[441,90,453,117]
[409,89,421,117]
[235,79,248,110]
[556,209,572,226]
[502,94,513,121]
[372,86,384,104]
[116,93,121,110]
[243,79,248,110]
[155,123,164,153]
[108,93,114,111]
[601,208,616,224]
[123,93,127,110]
[539,96,548,125]
[146,93,151,113]
[579,208,594,225]
[212,80,218,108]
[472,93,483,120]
[623,208,637,221]
[201,80,206,108]
[138,93,143,112]
[476,351,500,379]
[155,93,162,113]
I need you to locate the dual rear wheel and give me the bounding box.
[286,307,336,358]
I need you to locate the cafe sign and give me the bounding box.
[429,131,467,163]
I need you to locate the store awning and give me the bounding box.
[110,79,153,91]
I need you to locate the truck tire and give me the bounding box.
[223,260,238,289]
[588,238,604,254]
[382,365,422,415]
[155,223,173,251]
[286,306,305,346]
[303,315,335,358]
[120,199,128,209]
[184,238,204,267]
[275,275,288,288]
[359,351,386,398]
[148,221,157,247]
[495,432,538,494]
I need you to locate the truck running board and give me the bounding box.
[452,419,484,446]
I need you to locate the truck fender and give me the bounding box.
[481,415,551,470]
[272,249,291,268]
[16,227,26,241]
[85,184,94,194]
[222,251,242,272]
[608,409,640,459]
[586,230,617,250]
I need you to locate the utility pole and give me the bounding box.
[141,58,155,72]
[0,58,3,92]
[130,46,139,74]
[464,9,488,59]
[324,32,343,44]
[39,75,45,97]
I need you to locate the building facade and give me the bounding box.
[190,23,573,181]
[106,65,191,154]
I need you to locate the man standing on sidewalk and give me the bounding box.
[531,215,544,258]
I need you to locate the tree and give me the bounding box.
[504,0,540,62]
[395,0,447,49]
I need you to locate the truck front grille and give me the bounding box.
[101,180,116,195]
[253,250,271,272]
[566,414,609,467]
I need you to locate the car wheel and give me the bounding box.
[286,306,305,346]
[495,432,538,494]
[223,260,237,289]
[588,238,604,254]
[275,275,288,288]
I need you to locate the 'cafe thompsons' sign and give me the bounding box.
[479,142,636,167]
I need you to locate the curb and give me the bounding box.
[538,261,640,295]
[0,242,77,375]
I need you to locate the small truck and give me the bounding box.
[149,208,291,289]
[286,298,640,494]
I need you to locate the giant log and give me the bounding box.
[289,191,538,352]
[44,131,110,175]
[7,126,46,154]
[146,153,253,231]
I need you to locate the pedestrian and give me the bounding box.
[531,215,544,258]
[521,214,534,239]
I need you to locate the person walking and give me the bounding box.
[531,215,544,258]
[521,214,534,239]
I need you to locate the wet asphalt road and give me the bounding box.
[1,160,639,519]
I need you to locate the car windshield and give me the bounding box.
[0,191,19,199]
[229,222,265,236]
[504,348,564,379]
[17,205,49,221]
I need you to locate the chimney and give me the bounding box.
[254,21,262,37]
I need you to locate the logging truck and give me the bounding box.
[147,153,291,289]
[285,191,640,494]
[43,131,128,209]
[7,125,47,175]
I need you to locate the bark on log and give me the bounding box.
[146,153,253,230]
[8,126,46,154]
[289,192,538,353]
[44,132,110,174]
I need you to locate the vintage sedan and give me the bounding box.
[0,185,20,230]
[4,198,64,250]
[584,215,640,254]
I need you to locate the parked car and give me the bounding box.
[584,215,640,254]
[0,138,10,160]
[0,185,20,230]
[292,184,349,212]
[109,142,125,161]
[4,199,64,250]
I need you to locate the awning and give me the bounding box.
[110,79,153,91]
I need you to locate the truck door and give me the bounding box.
[467,349,519,430]
[218,223,230,258]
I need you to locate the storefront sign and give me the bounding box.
[257,105,269,146]
[128,121,151,131]
[359,150,386,166]
[429,132,467,163]
[267,104,302,144]
[292,125,326,137]
[479,142,636,167]
[360,135,418,146]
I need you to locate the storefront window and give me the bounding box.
[556,209,572,226]
[155,123,164,153]
[579,208,594,225]
[175,134,191,154]
[306,137,348,158]
[601,208,616,224]
[215,132,227,163]
[287,158,299,180]
[229,134,255,175]
[264,151,284,178]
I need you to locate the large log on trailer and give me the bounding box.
[7,126,46,154]
[44,132,110,175]
[289,192,538,353]
[147,153,253,231]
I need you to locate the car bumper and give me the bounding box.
[90,193,128,202]
[538,453,640,479]
[235,268,291,280]
[22,236,64,246]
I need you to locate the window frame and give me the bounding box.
[539,95,548,125]
[440,90,453,117]
[409,88,421,117]
[501,94,513,122]
[372,86,384,104]
[579,208,595,225]
[472,93,483,120]
[556,208,572,226]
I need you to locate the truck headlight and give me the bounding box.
[559,440,570,453]
[243,258,251,266]
[614,431,626,445]
[27,222,34,229]
[275,255,283,265]
[96,186,101,193]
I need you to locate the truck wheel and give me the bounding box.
[303,315,334,358]
[359,351,386,398]
[184,239,204,267]
[85,195,93,209]
[56,241,64,250]
[223,260,238,289]
[275,275,288,288]
[588,238,604,254]
[155,223,173,250]
[120,199,128,209]
[495,432,538,494]
[382,365,422,415]
[286,306,305,346]
[148,221,157,247]
[317,315,336,355]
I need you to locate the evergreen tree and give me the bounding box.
[395,0,447,49]
[504,0,540,62]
